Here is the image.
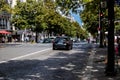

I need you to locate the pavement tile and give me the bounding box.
[91,47,120,80]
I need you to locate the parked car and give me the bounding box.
[43,38,54,43]
[52,36,73,50]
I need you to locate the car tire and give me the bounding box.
[53,47,55,50]
[71,46,72,50]
[53,46,56,50]
[67,46,71,50]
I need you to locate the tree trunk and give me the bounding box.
[105,0,116,76]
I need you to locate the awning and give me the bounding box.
[0,30,11,34]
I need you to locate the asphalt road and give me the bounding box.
[0,43,52,63]
[0,42,95,80]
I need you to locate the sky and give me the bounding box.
[70,6,84,27]
[71,12,83,26]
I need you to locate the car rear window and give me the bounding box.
[54,37,69,42]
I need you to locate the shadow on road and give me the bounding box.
[0,50,89,80]
[0,44,119,80]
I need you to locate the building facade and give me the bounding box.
[0,0,26,31]
[0,0,14,31]
[0,11,10,30]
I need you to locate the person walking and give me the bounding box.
[117,39,120,56]
[2,37,5,43]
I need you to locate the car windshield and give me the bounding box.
[54,37,69,42]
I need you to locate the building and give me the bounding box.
[0,0,11,31]
[0,0,27,30]
[0,11,10,30]
[0,0,26,42]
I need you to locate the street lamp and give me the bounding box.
[9,0,12,30]
[99,0,107,48]
[8,0,12,42]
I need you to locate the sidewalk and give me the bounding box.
[0,42,35,48]
[88,47,120,80]
[0,42,22,48]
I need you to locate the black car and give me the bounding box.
[52,36,73,50]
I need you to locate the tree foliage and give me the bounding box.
[114,5,120,33]
[80,0,100,35]
[55,0,83,15]
[55,0,89,38]
[80,0,120,35]
[8,0,88,39]
[11,0,83,37]
[0,0,10,12]
[0,0,12,15]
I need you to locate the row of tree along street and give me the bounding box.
[0,0,89,43]
[80,0,120,38]
[52,0,120,76]
[1,0,120,41]
[80,0,120,76]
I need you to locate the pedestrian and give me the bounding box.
[118,40,120,56]
[103,39,107,47]
[31,36,34,43]
[87,38,90,43]
[115,41,118,54]
[2,37,5,43]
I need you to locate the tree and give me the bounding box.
[72,22,88,39]
[114,5,120,34]
[55,0,83,15]
[12,0,47,42]
[0,0,10,12]
[55,0,89,38]
[12,0,86,42]
[12,0,31,29]
[80,0,120,35]
[105,0,116,76]
[80,0,101,35]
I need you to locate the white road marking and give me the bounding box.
[0,48,51,63]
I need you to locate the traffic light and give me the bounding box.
[100,13,103,17]
[101,1,107,8]
[100,12,104,20]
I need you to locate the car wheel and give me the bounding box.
[53,45,57,50]
[67,46,71,50]
[53,47,56,50]
[71,46,72,50]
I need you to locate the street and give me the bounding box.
[0,43,52,62]
[0,42,96,80]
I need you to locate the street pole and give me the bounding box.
[105,0,116,76]
[9,0,12,42]
[99,0,104,48]
[35,23,38,43]
[9,0,12,29]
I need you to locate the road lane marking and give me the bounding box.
[0,48,51,63]
[0,61,7,63]
[11,48,51,60]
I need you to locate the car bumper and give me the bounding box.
[53,44,67,49]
